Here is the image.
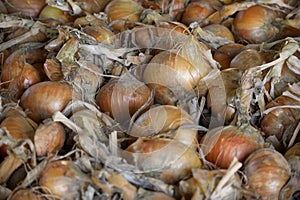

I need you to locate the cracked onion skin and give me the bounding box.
[201,125,265,169]
[20,81,74,123]
[244,148,291,200]
[233,5,279,44]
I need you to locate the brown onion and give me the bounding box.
[143,49,211,105]
[124,138,202,184]
[20,81,74,122]
[83,25,115,44]
[213,43,244,70]
[9,189,44,200]
[203,24,235,42]
[244,148,291,200]
[201,124,265,169]
[260,83,300,141]
[0,115,37,157]
[230,49,266,71]
[34,120,65,157]
[284,142,300,173]
[38,5,73,26]
[136,190,175,200]
[5,0,46,17]
[130,105,198,148]
[76,0,110,13]
[181,0,221,26]
[105,0,144,31]
[233,5,279,44]
[96,73,153,127]
[39,160,90,199]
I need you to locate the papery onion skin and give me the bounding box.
[233,5,279,44]
[230,49,265,71]
[244,148,291,200]
[39,160,90,199]
[34,120,66,157]
[5,0,46,17]
[20,81,74,123]
[201,125,265,169]
[104,0,143,31]
[124,138,202,184]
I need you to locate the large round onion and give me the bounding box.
[20,81,74,122]
[244,148,291,199]
[201,125,265,169]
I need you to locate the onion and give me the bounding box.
[0,115,37,157]
[230,49,266,71]
[181,0,221,26]
[5,0,46,17]
[34,120,65,157]
[83,25,115,44]
[260,83,300,141]
[130,105,198,148]
[137,190,175,200]
[39,160,91,199]
[124,138,202,184]
[203,24,235,42]
[9,189,44,200]
[213,43,244,70]
[43,57,64,81]
[244,148,291,199]
[233,5,279,44]
[75,0,110,13]
[284,142,300,173]
[143,49,211,105]
[20,81,74,122]
[104,0,144,31]
[200,125,265,169]
[1,49,41,99]
[38,5,73,26]
[96,73,153,127]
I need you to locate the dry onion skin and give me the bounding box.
[39,160,91,199]
[20,81,74,123]
[201,125,265,169]
[243,148,291,200]
[9,189,44,200]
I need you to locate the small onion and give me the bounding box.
[83,25,115,44]
[233,5,279,44]
[244,148,291,200]
[200,125,265,169]
[124,138,202,184]
[96,73,153,127]
[260,83,300,141]
[5,0,46,17]
[203,24,235,42]
[230,49,266,71]
[20,81,74,122]
[213,43,244,70]
[38,5,73,26]
[130,105,198,148]
[0,115,37,157]
[284,142,300,173]
[104,0,144,31]
[39,160,91,199]
[136,190,175,200]
[9,189,44,200]
[34,120,66,157]
[75,0,110,13]
[143,49,211,105]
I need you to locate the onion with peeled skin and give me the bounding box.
[20,81,74,123]
[244,148,291,200]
